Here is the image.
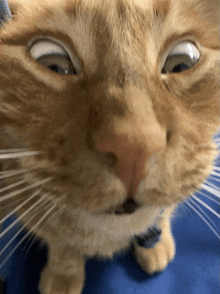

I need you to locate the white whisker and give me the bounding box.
[0,195,47,239]
[202,183,220,198]
[209,171,220,178]
[0,169,28,180]
[189,198,219,230]
[0,198,26,211]
[195,190,220,205]
[179,202,193,221]
[208,175,220,182]
[0,189,41,225]
[185,201,220,239]
[23,206,61,257]
[0,200,50,258]
[191,194,220,218]
[0,179,26,194]
[0,149,28,153]
[0,151,42,159]
[0,202,56,269]
[204,180,220,191]
[0,177,53,203]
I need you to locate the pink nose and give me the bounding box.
[95,131,166,194]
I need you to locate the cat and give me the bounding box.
[0,0,219,293]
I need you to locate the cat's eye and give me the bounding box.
[162,42,200,74]
[29,39,78,75]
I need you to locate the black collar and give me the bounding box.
[134,224,162,248]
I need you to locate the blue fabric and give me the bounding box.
[0,0,12,26]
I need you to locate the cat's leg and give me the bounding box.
[134,206,176,275]
[39,245,85,294]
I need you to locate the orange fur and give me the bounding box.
[0,0,219,293]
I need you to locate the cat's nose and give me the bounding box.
[95,128,166,194]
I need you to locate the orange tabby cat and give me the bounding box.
[0,0,219,293]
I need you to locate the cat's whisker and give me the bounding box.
[0,177,54,203]
[0,195,48,239]
[201,183,220,198]
[0,169,29,180]
[209,171,220,178]
[191,194,220,218]
[0,202,56,269]
[195,190,220,205]
[0,189,42,226]
[185,200,220,239]
[0,198,27,212]
[179,202,194,221]
[212,166,220,172]
[0,151,42,159]
[203,180,220,191]
[0,149,28,153]
[0,199,50,258]
[0,179,27,194]
[208,175,220,182]
[22,206,61,257]
[188,198,219,230]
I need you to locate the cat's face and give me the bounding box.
[0,0,219,216]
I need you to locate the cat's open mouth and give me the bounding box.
[105,198,140,215]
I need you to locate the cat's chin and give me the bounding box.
[91,198,141,216]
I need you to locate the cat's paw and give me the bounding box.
[134,231,175,275]
[39,266,84,294]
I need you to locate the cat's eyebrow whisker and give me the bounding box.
[188,197,219,230]
[0,202,56,269]
[191,194,220,218]
[0,177,54,203]
[0,169,29,180]
[0,151,42,159]
[185,200,220,239]
[0,195,47,239]
[0,189,42,226]
[0,179,27,194]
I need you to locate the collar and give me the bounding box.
[133,208,164,248]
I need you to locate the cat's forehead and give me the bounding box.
[1,0,218,78]
[3,0,175,75]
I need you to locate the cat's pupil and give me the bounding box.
[172,63,190,73]
[49,64,66,74]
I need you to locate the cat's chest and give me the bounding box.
[32,206,161,257]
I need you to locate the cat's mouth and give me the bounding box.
[104,198,140,215]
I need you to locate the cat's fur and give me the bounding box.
[0,0,219,293]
